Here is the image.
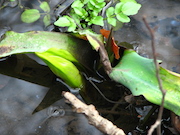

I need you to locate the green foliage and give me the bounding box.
[0,31,97,88]
[0,30,104,89]
[106,7,116,26]
[54,16,77,31]
[54,0,105,31]
[43,14,51,27]
[54,0,141,31]
[110,49,180,116]
[106,0,141,26]
[36,48,83,88]
[20,1,51,26]
[21,9,40,23]
[77,29,104,51]
[40,1,50,12]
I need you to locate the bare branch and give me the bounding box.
[62,91,126,135]
[142,16,167,135]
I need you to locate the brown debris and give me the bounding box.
[0,46,14,55]
[62,91,126,135]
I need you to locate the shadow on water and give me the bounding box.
[0,74,104,135]
[0,52,104,134]
[0,0,180,135]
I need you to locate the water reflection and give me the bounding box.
[0,74,103,135]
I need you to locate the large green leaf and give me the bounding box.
[0,31,95,69]
[0,31,96,88]
[36,48,83,88]
[0,31,71,56]
[110,49,180,115]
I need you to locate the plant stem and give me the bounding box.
[143,16,166,135]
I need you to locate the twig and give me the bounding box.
[99,41,112,75]
[102,0,114,30]
[62,91,126,135]
[142,16,166,135]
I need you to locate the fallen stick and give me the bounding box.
[62,91,126,135]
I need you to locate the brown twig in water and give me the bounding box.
[142,16,167,135]
[62,91,125,135]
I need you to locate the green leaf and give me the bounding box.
[106,7,115,17]
[107,17,116,27]
[90,16,104,26]
[116,13,130,23]
[71,0,84,8]
[121,2,141,15]
[88,22,92,26]
[82,0,89,4]
[43,14,51,27]
[77,30,104,51]
[36,48,82,88]
[54,14,77,32]
[97,0,104,2]
[89,0,96,6]
[90,11,99,17]
[0,31,97,87]
[110,49,180,116]
[54,16,71,27]
[115,2,123,15]
[21,9,40,23]
[93,8,102,13]
[94,2,106,9]
[85,17,90,22]
[67,23,77,32]
[40,48,78,62]
[73,8,88,18]
[70,13,81,27]
[120,0,137,2]
[87,2,94,10]
[0,31,94,67]
[40,1,50,12]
